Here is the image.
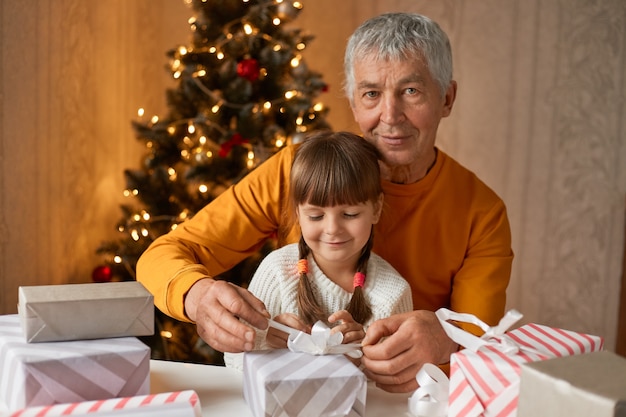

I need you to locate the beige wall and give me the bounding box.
[1,1,625,350]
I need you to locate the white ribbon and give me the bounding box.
[407,308,525,417]
[408,364,449,417]
[435,308,524,354]
[269,319,363,358]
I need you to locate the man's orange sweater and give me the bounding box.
[137,145,513,328]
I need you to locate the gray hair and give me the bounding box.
[343,13,453,101]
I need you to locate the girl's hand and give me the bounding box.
[328,310,365,344]
[265,313,309,348]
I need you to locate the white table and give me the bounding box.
[149,359,412,416]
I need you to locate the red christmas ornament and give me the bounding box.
[219,133,249,158]
[322,84,329,93]
[92,265,113,283]
[236,58,260,82]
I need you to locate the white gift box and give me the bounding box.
[243,349,366,417]
[517,351,626,417]
[0,315,150,411]
[7,390,201,417]
[18,282,153,343]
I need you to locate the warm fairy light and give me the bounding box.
[181,149,189,158]
[168,167,177,181]
[211,104,220,113]
[199,184,208,193]
[263,101,272,110]
[296,42,305,50]
[131,230,140,241]
[313,103,324,111]
[179,46,188,55]
[137,108,145,117]
[114,256,122,264]
[293,2,303,9]
[217,52,225,60]
[172,59,181,69]
[174,71,182,79]
[275,138,284,147]
[188,16,196,25]
[296,116,303,125]
[244,24,253,35]
[161,330,173,339]
[141,228,149,237]
[290,56,300,67]
[142,211,150,221]
[273,45,282,52]
[196,69,207,77]
[284,90,297,99]
[188,124,195,134]
[133,214,141,222]
[272,18,281,25]
[167,126,176,134]
[171,224,178,231]
[118,225,124,232]
[151,115,159,124]
[179,209,189,220]
[199,136,207,145]
[209,46,217,53]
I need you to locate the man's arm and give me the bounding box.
[136,145,298,352]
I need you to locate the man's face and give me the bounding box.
[350,53,456,181]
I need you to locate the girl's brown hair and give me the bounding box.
[290,130,382,325]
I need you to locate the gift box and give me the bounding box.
[0,315,150,411]
[18,282,153,343]
[436,309,604,417]
[243,349,366,417]
[8,390,202,417]
[517,351,626,417]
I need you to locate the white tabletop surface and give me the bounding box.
[149,359,412,417]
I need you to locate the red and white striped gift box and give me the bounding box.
[440,310,604,417]
[8,390,201,417]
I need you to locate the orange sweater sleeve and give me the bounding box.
[136,145,300,322]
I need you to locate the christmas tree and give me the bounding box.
[93,0,330,364]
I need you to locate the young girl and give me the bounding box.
[224,131,413,370]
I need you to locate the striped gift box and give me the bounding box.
[8,390,201,417]
[448,322,604,417]
[0,315,150,411]
[243,349,366,417]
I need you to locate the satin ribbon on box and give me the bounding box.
[407,308,524,417]
[268,319,363,358]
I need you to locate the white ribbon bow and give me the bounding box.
[407,308,524,417]
[269,319,363,358]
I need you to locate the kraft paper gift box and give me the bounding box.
[517,351,626,417]
[435,308,604,417]
[18,281,153,343]
[8,390,202,417]
[243,349,367,417]
[0,315,150,411]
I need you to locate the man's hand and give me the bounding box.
[360,310,457,393]
[184,278,270,353]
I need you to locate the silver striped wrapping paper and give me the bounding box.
[243,349,366,417]
[0,315,150,411]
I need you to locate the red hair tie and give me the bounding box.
[353,272,365,288]
[297,259,309,275]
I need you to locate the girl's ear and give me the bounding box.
[372,193,384,223]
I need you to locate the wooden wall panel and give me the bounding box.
[1,0,625,351]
